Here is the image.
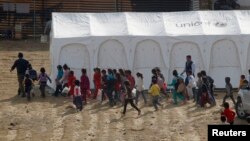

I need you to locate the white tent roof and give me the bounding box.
[52,11,250,38]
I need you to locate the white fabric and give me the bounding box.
[49,11,250,89]
[188,75,196,88]
[52,11,250,38]
[136,77,144,92]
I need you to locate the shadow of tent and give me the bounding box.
[59,43,90,80]
[209,39,241,88]
[169,42,204,81]
[98,39,128,69]
[133,39,167,88]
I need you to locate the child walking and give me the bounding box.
[25,63,37,97]
[24,74,33,101]
[68,71,76,97]
[222,77,236,106]
[38,68,52,98]
[80,68,90,104]
[135,72,147,105]
[168,70,185,105]
[73,80,83,111]
[221,102,236,125]
[122,81,141,115]
[149,79,163,111]
[54,65,64,97]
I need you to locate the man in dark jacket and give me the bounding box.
[10,52,29,97]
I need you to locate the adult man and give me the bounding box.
[10,52,29,97]
[181,55,195,77]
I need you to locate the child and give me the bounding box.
[135,72,147,105]
[93,68,102,99]
[38,68,52,98]
[25,63,37,97]
[107,69,115,106]
[114,72,122,104]
[26,64,37,81]
[122,81,141,115]
[54,65,64,97]
[80,68,90,104]
[186,70,196,101]
[73,80,83,111]
[149,79,162,111]
[196,72,203,105]
[242,80,249,89]
[68,71,76,97]
[23,74,33,101]
[125,70,135,90]
[168,70,185,105]
[220,115,229,125]
[60,64,70,88]
[239,75,246,89]
[200,77,215,107]
[221,102,236,125]
[101,69,108,102]
[222,77,236,106]
[177,78,188,102]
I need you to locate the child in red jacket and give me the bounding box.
[80,68,90,104]
[221,102,236,125]
[68,71,76,97]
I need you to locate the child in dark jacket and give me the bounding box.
[24,74,33,101]
[122,81,141,115]
[222,77,236,106]
[38,67,52,98]
[221,102,236,125]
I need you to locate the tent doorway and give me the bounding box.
[209,40,241,88]
[59,43,90,79]
[98,40,128,69]
[133,39,167,88]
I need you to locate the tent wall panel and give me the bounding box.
[97,39,128,69]
[133,39,167,88]
[209,39,241,88]
[59,43,90,81]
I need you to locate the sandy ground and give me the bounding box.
[0,40,248,141]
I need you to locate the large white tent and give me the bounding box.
[50,11,250,89]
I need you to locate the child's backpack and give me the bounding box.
[39,73,48,83]
[29,69,37,81]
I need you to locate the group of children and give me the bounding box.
[23,64,51,101]
[22,62,250,124]
[168,69,216,107]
